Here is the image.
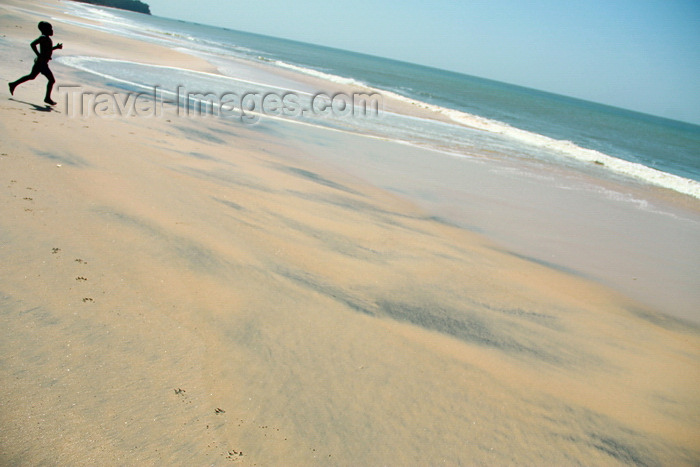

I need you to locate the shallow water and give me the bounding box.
[59,1,700,197]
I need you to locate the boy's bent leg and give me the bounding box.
[9,73,37,94]
[9,62,42,95]
[42,66,56,105]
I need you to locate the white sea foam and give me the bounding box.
[271,61,369,88]
[63,3,136,30]
[61,55,700,200]
[370,90,700,199]
[57,56,314,96]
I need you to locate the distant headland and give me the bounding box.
[71,0,151,15]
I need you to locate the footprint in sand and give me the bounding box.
[225,449,244,460]
[174,387,192,404]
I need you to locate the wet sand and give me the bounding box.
[1,1,699,465]
[276,125,700,323]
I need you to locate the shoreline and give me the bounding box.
[2,1,699,465]
[52,0,700,200]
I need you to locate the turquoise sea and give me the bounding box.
[57,3,700,199]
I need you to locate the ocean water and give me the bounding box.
[57,3,700,198]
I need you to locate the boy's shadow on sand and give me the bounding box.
[9,97,59,113]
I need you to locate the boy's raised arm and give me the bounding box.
[30,37,41,57]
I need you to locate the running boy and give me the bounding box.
[9,21,63,105]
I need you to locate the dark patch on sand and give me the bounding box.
[271,265,376,316]
[473,300,561,330]
[213,197,245,211]
[275,165,360,195]
[169,165,268,192]
[375,300,564,364]
[538,396,698,466]
[497,249,591,279]
[16,305,59,326]
[587,433,657,467]
[626,306,700,333]
[173,125,226,145]
[269,262,572,365]
[272,212,386,262]
[95,209,228,274]
[187,151,221,162]
[34,150,88,168]
[427,215,486,234]
[285,190,435,236]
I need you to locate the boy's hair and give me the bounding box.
[38,21,52,34]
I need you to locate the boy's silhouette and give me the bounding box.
[9,21,63,105]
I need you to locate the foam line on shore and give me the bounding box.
[57,1,700,199]
[374,87,700,199]
[58,54,700,200]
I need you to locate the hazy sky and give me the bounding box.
[145,0,700,124]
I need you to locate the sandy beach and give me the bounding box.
[1,1,699,465]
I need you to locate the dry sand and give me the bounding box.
[1,1,699,465]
